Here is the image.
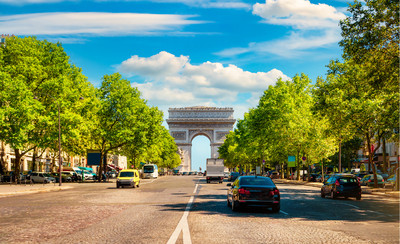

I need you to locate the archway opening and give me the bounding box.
[191,135,211,173]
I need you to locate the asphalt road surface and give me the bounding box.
[0,176,398,244]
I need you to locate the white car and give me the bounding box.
[30,172,55,183]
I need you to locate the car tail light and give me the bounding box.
[238,188,250,195]
[335,180,340,186]
[368,179,371,183]
[269,189,280,196]
[382,179,384,182]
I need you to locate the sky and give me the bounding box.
[0,0,350,171]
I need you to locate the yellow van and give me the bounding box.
[116,169,140,188]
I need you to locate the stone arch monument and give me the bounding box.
[166,106,236,172]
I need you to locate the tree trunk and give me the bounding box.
[321,159,325,182]
[98,151,104,182]
[13,149,22,183]
[382,137,387,173]
[0,141,6,175]
[338,138,342,173]
[296,150,300,181]
[366,132,378,188]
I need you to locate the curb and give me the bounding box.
[0,186,74,197]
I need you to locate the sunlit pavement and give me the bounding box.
[0,178,157,197]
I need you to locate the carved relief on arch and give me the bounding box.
[215,131,229,141]
[189,129,213,142]
[171,131,186,141]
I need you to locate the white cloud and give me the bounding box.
[0,12,201,36]
[0,0,67,3]
[0,0,251,9]
[253,0,346,30]
[217,0,346,58]
[119,51,290,112]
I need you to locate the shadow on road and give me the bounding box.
[157,185,399,223]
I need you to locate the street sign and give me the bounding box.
[302,156,306,161]
[288,156,296,168]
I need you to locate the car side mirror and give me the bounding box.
[226,183,232,187]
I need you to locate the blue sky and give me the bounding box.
[0,0,350,171]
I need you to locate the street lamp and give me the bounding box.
[34,95,83,186]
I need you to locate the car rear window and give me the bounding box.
[119,172,134,177]
[339,177,357,183]
[240,177,274,186]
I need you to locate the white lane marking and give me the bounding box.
[167,183,199,244]
[340,203,360,209]
[279,210,288,215]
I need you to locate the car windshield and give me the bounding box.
[144,166,154,173]
[119,172,134,177]
[240,177,274,186]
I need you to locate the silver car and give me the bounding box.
[30,172,56,183]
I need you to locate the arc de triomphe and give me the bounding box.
[166,106,236,172]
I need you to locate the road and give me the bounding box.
[0,176,398,244]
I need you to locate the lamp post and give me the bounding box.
[57,100,62,186]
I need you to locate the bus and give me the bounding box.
[143,164,158,179]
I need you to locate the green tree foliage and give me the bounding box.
[0,36,93,181]
[219,74,337,179]
[91,73,148,180]
[319,0,399,187]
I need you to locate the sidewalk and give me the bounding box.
[274,178,400,199]
[0,182,75,197]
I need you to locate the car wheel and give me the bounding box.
[272,204,280,213]
[231,200,239,212]
[320,189,325,198]
[330,191,336,199]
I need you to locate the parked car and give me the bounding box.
[51,173,72,183]
[116,169,140,188]
[321,174,361,200]
[30,172,56,183]
[360,174,385,188]
[309,173,320,182]
[387,175,396,187]
[228,172,240,182]
[227,176,280,212]
[355,172,369,181]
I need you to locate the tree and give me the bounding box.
[0,36,92,182]
[317,0,399,187]
[92,73,149,180]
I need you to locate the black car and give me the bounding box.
[321,174,361,200]
[309,173,320,182]
[228,172,240,182]
[227,176,280,212]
